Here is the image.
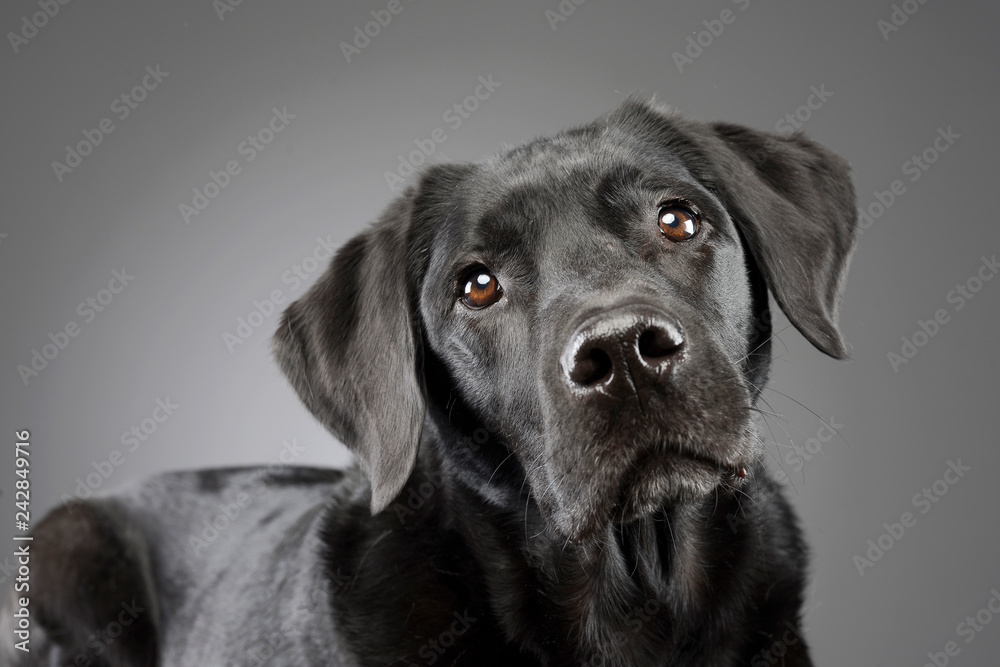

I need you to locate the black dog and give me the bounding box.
[3,98,857,666]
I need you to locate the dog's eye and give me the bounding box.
[461,268,503,309]
[657,204,699,241]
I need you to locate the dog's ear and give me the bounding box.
[273,202,421,513]
[641,105,858,359]
[273,167,464,513]
[700,122,858,359]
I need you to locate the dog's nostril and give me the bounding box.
[637,326,683,361]
[563,309,684,393]
[570,347,614,386]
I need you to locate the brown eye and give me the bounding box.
[657,204,699,241]
[461,268,503,309]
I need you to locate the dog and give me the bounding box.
[3,98,858,666]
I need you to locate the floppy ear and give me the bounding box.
[273,190,425,514]
[664,113,859,359]
[707,123,858,358]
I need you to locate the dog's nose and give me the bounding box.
[561,306,684,397]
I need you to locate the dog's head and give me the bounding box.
[274,99,857,541]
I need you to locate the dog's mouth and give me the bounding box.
[613,445,748,524]
[546,434,753,542]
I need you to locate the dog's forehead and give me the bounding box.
[483,125,688,201]
[454,127,699,247]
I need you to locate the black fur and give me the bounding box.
[2,98,857,666]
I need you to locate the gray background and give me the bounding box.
[2,0,998,664]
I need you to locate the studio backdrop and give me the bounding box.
[1,1,998,664]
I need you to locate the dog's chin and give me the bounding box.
[614,454,727,524]
[550,449,739,543]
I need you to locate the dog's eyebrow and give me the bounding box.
[594,165,650,211]
[596,163,703,203]
[591,164,684,236]
[595,164,725,214]
[462,222,539,284]
[473,184,549,254]
[600,163,651,190]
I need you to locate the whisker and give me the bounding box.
[734,323,796,365]
[759,386,851,449]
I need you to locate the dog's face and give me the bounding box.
[416,132,762,540]
[275,99,857,542]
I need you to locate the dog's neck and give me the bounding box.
[424,434,759,664]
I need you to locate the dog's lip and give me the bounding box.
[651,441,741,473]
[555,440,747,541]
[621,442,750,497]
[607,447,723,526]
